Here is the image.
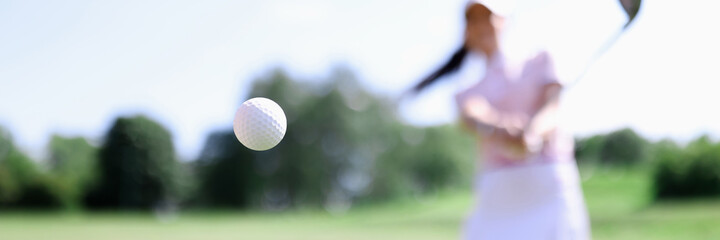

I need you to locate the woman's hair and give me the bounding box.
[412,45,468,93]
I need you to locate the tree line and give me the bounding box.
[1,67,719,211]
[0,68,474,211]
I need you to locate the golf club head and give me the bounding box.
[619,0,642,28]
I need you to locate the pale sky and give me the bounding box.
[1,0,718,160]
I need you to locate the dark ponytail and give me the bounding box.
[412,45,468,93]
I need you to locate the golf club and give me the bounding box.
[566,0,642,88]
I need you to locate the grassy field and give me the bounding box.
[1,167,720,240]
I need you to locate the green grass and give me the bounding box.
[580,166,720,240]
[2,167,720,240]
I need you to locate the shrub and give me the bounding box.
[654,136,720,200]
[84,115,179,210]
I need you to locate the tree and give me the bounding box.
[85,115,179,210]
[574,134,606,164]
[600,128,648,165]
[0,127,60,209]
[195,130,260,208]
[246,68,404,208]
[47,135,97,209]
[370,125,474,200]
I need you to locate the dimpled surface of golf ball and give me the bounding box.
[233,97,287,151]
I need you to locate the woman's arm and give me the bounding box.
[458,94,531,159]
[458,95,527,137]
[523,83,562,145]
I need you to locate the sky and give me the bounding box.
[1,0,719,160]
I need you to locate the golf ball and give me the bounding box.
[233,97,287,151]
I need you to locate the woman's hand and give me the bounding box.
[497,112,528,137]
[490,127,530,159]
[459,95,528,137]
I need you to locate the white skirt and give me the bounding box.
[463,161,590,240]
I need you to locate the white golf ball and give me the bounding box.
[233,97,287,151]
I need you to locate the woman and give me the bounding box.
[413,1,590,239]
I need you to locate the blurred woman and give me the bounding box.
[413,1,590,239]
